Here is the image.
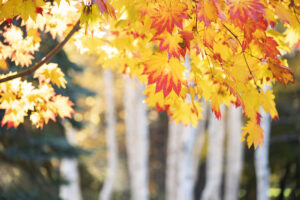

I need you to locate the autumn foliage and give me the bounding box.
[0,0,299,148]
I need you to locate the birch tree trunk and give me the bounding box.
[224,105,244,200]
[255,110,271,200]
[166,121,180,200]
[99,69,118,200]
[166,115,207,200]
[193,103,208,182]
[200,105,225,200]
[124,76,149,200]
[59,123,82,200]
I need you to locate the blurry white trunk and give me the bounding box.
[99,69,118,200]
[193,103,208,182]
[59,124,82,200]
[124,76,149,200]
[166,123,194,200]
[255,110,271,200]
[166,121,179,200]
[166,112,207,200]
[200,105,225,200]
[224,105,244,200]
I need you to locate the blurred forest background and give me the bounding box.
[0,26,299,200]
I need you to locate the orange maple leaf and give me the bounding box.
[263,37,280,58]
[241,16,268,50]
[143,54,186,97]
[268,59,294,86]
[149,0,188,34]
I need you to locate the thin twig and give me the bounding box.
[222,23,260,91]
[0,19,81,84]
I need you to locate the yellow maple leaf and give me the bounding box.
[242,119,264,148]
[210,84,233,119]
[260,89,278,120]
[34,63,67,88]
[0,59,8,70]
[228,53,251,83]
[170,98,203,127]
[52,95,74,119]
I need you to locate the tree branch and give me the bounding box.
[0,19,81,84]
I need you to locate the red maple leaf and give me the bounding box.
[268,58,295,86]
[149,0,188,34]
[143,55,186,97]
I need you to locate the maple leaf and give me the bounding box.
[149,0,188,34]
[154,32,183,59]
[213,39,234,61]
[227,53,251,83]
[153,31,194,59]
[178,31,194,57]
[143,54,186,97]
[34,63,67,88]
[227,0,266,29]
[170,99,203,127]
[1,25,39,67]
[260,89,278,120]
[27,28,41,44]
[0,59,8,70]
[242,119,263,148]
[210,86,233,119]
[241,86,260,120]
[255,36,280,58]
[30,112,44,128]
[1,109,27,129]
[52,95,74,119]
[196,0,225,26]
[268,58,294,86]
[180,31,194,49]
[241,17,268,50]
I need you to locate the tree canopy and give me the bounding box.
[0,0,299,148]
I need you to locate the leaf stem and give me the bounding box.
[0,19,81,84]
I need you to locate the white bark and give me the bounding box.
[59,124,82,200]
[224,105,244,200]
[255,109,271,200]
[166,122,195,200]
[99,69,118,200]
[124,76,149,200]
[166,111,207,200]
[166,121,180,200]
[200,105,225,200]
[192,103,208,182]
